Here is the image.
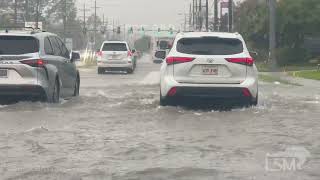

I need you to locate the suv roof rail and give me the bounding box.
[0,26,43,34]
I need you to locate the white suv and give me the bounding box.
[97,41,136,74]
[159,32,258,106]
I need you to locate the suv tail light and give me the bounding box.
[167,87,177,96]
[242,88,252,97]
[20,59,46,67]
[97,51,103,57]
[166,57,195,65]
[127,51,133,57]
[226,57,254,66]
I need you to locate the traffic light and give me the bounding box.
[158,28,161,32]
[117,26,121,34]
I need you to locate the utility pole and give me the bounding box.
[195,0,198,30]
[35,0,40,29]
[102,14,105,28]
[214,0,218,31]
[184,13,187,31]
[94,0,97,48]
[91,0,101,49]
[25,0,29,22]
[14,0,18,26]
[79,2,90,48]
[63,0,67,43]
[192,0,195,29]
[269,0,277,70]
[112,19,115,39]
[79,3,90,33]
[199,0,202,31]
[228,0,233,32]
[189,3,192,30]
[205,0,209,31]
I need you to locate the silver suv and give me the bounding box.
[0,29,80,103]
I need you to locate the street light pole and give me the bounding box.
[269,0,277,70]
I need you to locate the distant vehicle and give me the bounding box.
[97,41,136,74]
[153,50,166,64]
[0,29,80,103]
[158,40,170,50]
[159,32,258,106]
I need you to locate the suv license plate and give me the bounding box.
[0,69,8,78]
[202,66,218,75]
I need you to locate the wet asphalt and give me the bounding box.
[0,55,319,180]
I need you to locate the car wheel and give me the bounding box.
[160,91,171,106]
[127,68,134,74]
[98,68,104,74]
[251,92,258,106]
[49,79,60,103]
[73,77,80,97]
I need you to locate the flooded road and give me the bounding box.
[0,56,320,180]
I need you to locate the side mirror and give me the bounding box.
[249,51,259,57]
[155,50,166,59]
[71,52,81,62]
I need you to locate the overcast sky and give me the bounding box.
[75,0,242,26]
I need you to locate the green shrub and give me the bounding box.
[276,47,311,66]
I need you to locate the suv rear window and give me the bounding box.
[155,50,166,59]
[176,37,243,55]
[159,41,169,49]
[102,43,127,51]
[0,36,39,55]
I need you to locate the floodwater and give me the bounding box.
[0,55,319,180]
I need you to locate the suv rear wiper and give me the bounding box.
[190,50,212,55]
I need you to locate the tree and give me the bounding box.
[234,0,269,61]
[235,0,320,65]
